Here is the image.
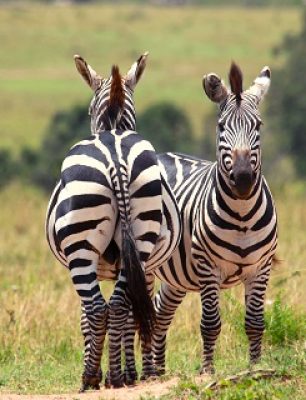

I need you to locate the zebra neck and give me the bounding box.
[214,169,263,220]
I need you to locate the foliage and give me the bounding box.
[27,104,90,191]
[265,293,306,345]
[267,10,306,177]
[137,102,195,155]
[0,149,16,188]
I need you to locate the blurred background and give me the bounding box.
[0,0,305,397]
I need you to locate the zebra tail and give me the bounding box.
[121,224,156,346]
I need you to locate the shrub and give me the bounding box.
[265,293,306,345]
[137,102,195,155]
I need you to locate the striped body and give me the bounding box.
[155,153,277,291]
[152,64,278,374]
[46,129,181,385]
[47,130,180,277]
[46,53,181,389]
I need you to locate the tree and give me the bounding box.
[266,10,306,177]
[137,102,195,155]
[28,103,90,191]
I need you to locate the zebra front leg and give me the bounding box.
[122,309,138,385]
[105,308,137,387]
[69,258,108,392]
[108,272,130,388]
[199,280,221,375]
[140,272,157,380]
[153,283,186,375]
[245,263,272,365]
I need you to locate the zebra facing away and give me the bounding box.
[152,63,278,375]
[46,53,181,390]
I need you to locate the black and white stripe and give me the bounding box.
[46,54,181,389]
[152,64,277,374]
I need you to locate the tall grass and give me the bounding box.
[0,182,305,394]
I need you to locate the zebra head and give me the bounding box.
[203,63,271,199]
[74,52,148,134]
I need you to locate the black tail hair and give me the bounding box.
[122,226,156,345]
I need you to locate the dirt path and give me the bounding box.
[0,378,181,400]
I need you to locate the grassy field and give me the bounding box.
[0,3,305,399]
[0,182,305,398]
[0,4,301,152]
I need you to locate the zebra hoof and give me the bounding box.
[140,370,158,381]
[200,366,215,375]
[155,367,165,376]
[80,381,101,392]
[104,372,124,389]
[80,369,102,392]
[124,370,138,386]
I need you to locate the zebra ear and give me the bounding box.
[74,55,102,91]
[202,73,229,104]
[125,52,149,90]
[247,66,271,103]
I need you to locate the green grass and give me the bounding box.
[0,4,302,152]
[0,182,305,396]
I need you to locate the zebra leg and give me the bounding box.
[153,283,186,375]
[108,270,130,388]
[105,308,137,387]
[140,272,157,380]
[122,309,138,385]
[69,257,108,392]
[80,301,106,386]
[199,280,221,375]
[244,263,272,365]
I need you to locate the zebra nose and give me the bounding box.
[232,169,254,196]
[231,151,255,197]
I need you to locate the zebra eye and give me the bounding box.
[255,121,262,131]
[218,123,225,132]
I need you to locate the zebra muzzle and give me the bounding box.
[231,151,255,198]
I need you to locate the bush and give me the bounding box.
[137,102,195,155]
[29,103,91,191]
[265,294,306,345]
[0,149,16,188]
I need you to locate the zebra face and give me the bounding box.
[203,63,271,199]
[74,52,149,133]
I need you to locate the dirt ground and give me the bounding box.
[0,377,182,400]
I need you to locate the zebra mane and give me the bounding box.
[106,65,125,129]
[229,62,243,104]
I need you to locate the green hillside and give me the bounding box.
[0,4,301,152]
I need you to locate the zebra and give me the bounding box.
[46,53,181,390]
[151,63,278,375]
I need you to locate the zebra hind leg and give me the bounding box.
[199,280,221,375]
[69,256,108,392]
[80,301,107,389]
